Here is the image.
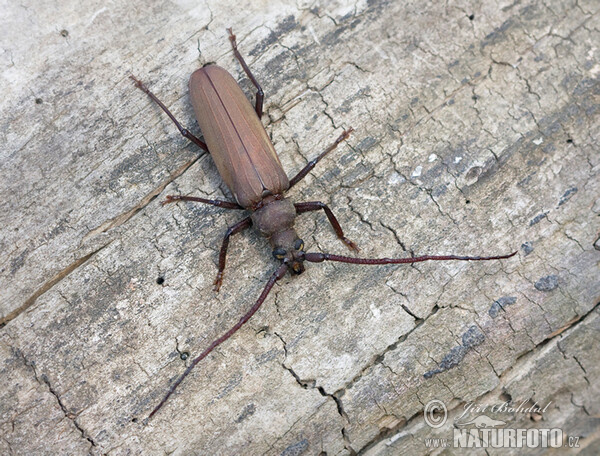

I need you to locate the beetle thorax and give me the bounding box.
[251,197,305,274]
[251,197,296,238]
[251,198,306,275]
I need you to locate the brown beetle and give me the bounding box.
[131,29,516,418]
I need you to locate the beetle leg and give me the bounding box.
[295,201,359,252]
[214,217,253,291]
[130,75,208,151]
[162,195,243,209]
[227,28,264,118]
[288,128,354,188]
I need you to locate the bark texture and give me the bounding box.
[1,0,599,454]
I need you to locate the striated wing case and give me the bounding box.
[189,65,289,208]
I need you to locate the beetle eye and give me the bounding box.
[272,247,286,259]
[294,239,304,251]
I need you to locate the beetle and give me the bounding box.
[131,29,516,419]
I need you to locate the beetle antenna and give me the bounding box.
[304,250,517,265]
[147,264,288,420]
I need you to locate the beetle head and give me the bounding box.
[270,229,305,274]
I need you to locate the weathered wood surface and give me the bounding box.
[1,0,599,454]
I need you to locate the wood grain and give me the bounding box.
[1,0,598,454]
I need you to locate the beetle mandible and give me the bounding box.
[131,28,516,419]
